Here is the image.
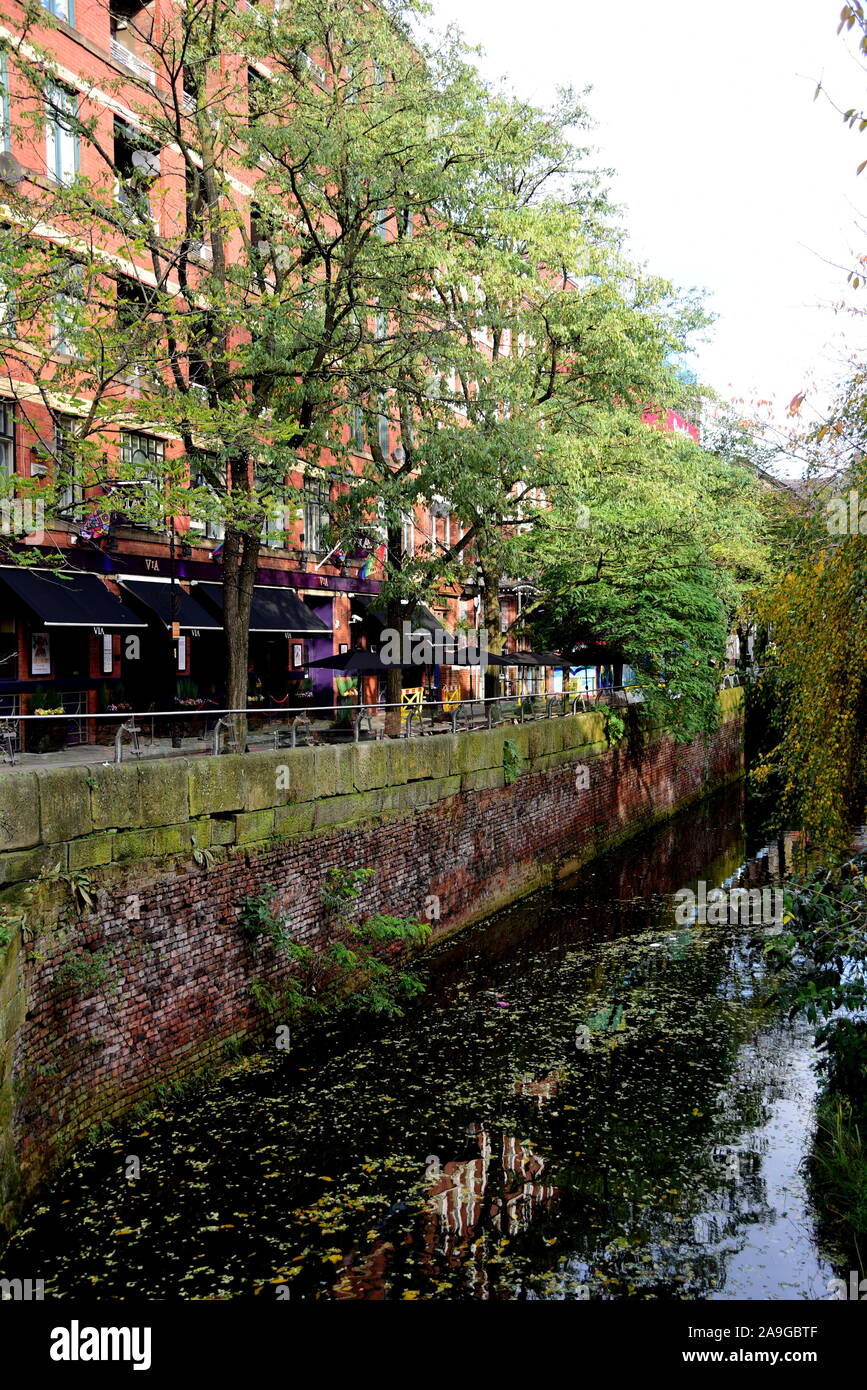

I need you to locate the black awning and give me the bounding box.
[194,582,330,634]
[120,579,222,631]
[0,567,148,629]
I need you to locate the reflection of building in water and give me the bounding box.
[332,1124,556,1300]
[333,1240,394,1301]
[426,1123,556,1256]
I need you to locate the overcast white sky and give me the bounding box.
[426,0,866,426]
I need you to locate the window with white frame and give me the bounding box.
[377,398,389,457]
[1,55,10,152]
[0,261,14,337]
[350,405,365,453]
[302,477,329,553]
[401,510,414,557]
[189,454,225,541]
[42,0,75,24]
[54,415,84,514]
[45,84,79,186]
[52,262,84,356]
[0,401,14,478]
[261,495,287,548]
[373,207,388,242]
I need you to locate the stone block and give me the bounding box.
[137,760,190,827]
[89,763,143,831]
[210,817,236,846]
[243,752,291,812]
[461,767,505,793]
[429,775,462,803]
[0,771,40,853]
[274,802,315,837]
[386,740,409,786]
[449,729,494,776]
[188,754,245,818]
[67,833,114,870]
[36,767,93,845]
[151,823,193,857]
[313,789,383,829]
[189,818,212,849]
[112,828,156,862]
[233,809,276,845]
[353,740,390,792]
[274,748,317,805]
[312,746,339,799]
[0,844,67,884]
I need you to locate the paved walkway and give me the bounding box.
[0,718,383,770]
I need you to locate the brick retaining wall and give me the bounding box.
[0,690,744,1228]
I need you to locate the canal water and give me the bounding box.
[0,786,839,1300]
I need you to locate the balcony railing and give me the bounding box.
[110,38,156,86]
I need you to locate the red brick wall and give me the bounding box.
[7,712,743,1214]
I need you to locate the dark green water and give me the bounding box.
[0,786,837,1300]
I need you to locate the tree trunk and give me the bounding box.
[384,592,403,738]
[222,518,260,750]
[480,557,503,701]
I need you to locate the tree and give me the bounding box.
[525,410,768,739]
[0,0,513,731]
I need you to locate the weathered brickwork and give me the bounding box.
[0,693,743,1228]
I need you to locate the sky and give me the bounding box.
[424,0,867,431]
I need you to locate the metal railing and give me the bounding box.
[0,679,742,767]
[110,38,157,85]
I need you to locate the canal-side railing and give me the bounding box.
[0,678,744,767]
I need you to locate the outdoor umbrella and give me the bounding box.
[529,650,570,667]
[303,648,417,674]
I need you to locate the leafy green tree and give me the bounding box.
[526,412,768,738]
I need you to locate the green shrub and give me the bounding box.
[503,738,523,784]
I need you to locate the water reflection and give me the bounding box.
[0,785,839,1300]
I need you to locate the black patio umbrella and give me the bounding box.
[526,650,570,667]
[303,648,418,674]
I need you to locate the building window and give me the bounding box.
[189,455,225,541]
[401,511,414,557]
[303,478,329,553]
[373,207,388,242]
[248,66,268,122]
[120,430,164,475]
[377,399,389,457]
[54,415,84,515]
[42,0,75,23]
[113,119,159,222]
[109,2,156,84]
[0,401,14,478]
[350,405,365,453]
[52,262,84,356]
[0,258,14,337]
[1,55,10,153]
[45,85,79,186]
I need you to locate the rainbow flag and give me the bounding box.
[361,543,386,579]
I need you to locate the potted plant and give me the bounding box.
[290,675,313,710]
[96,683,133,744]
[28,687,67,753]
